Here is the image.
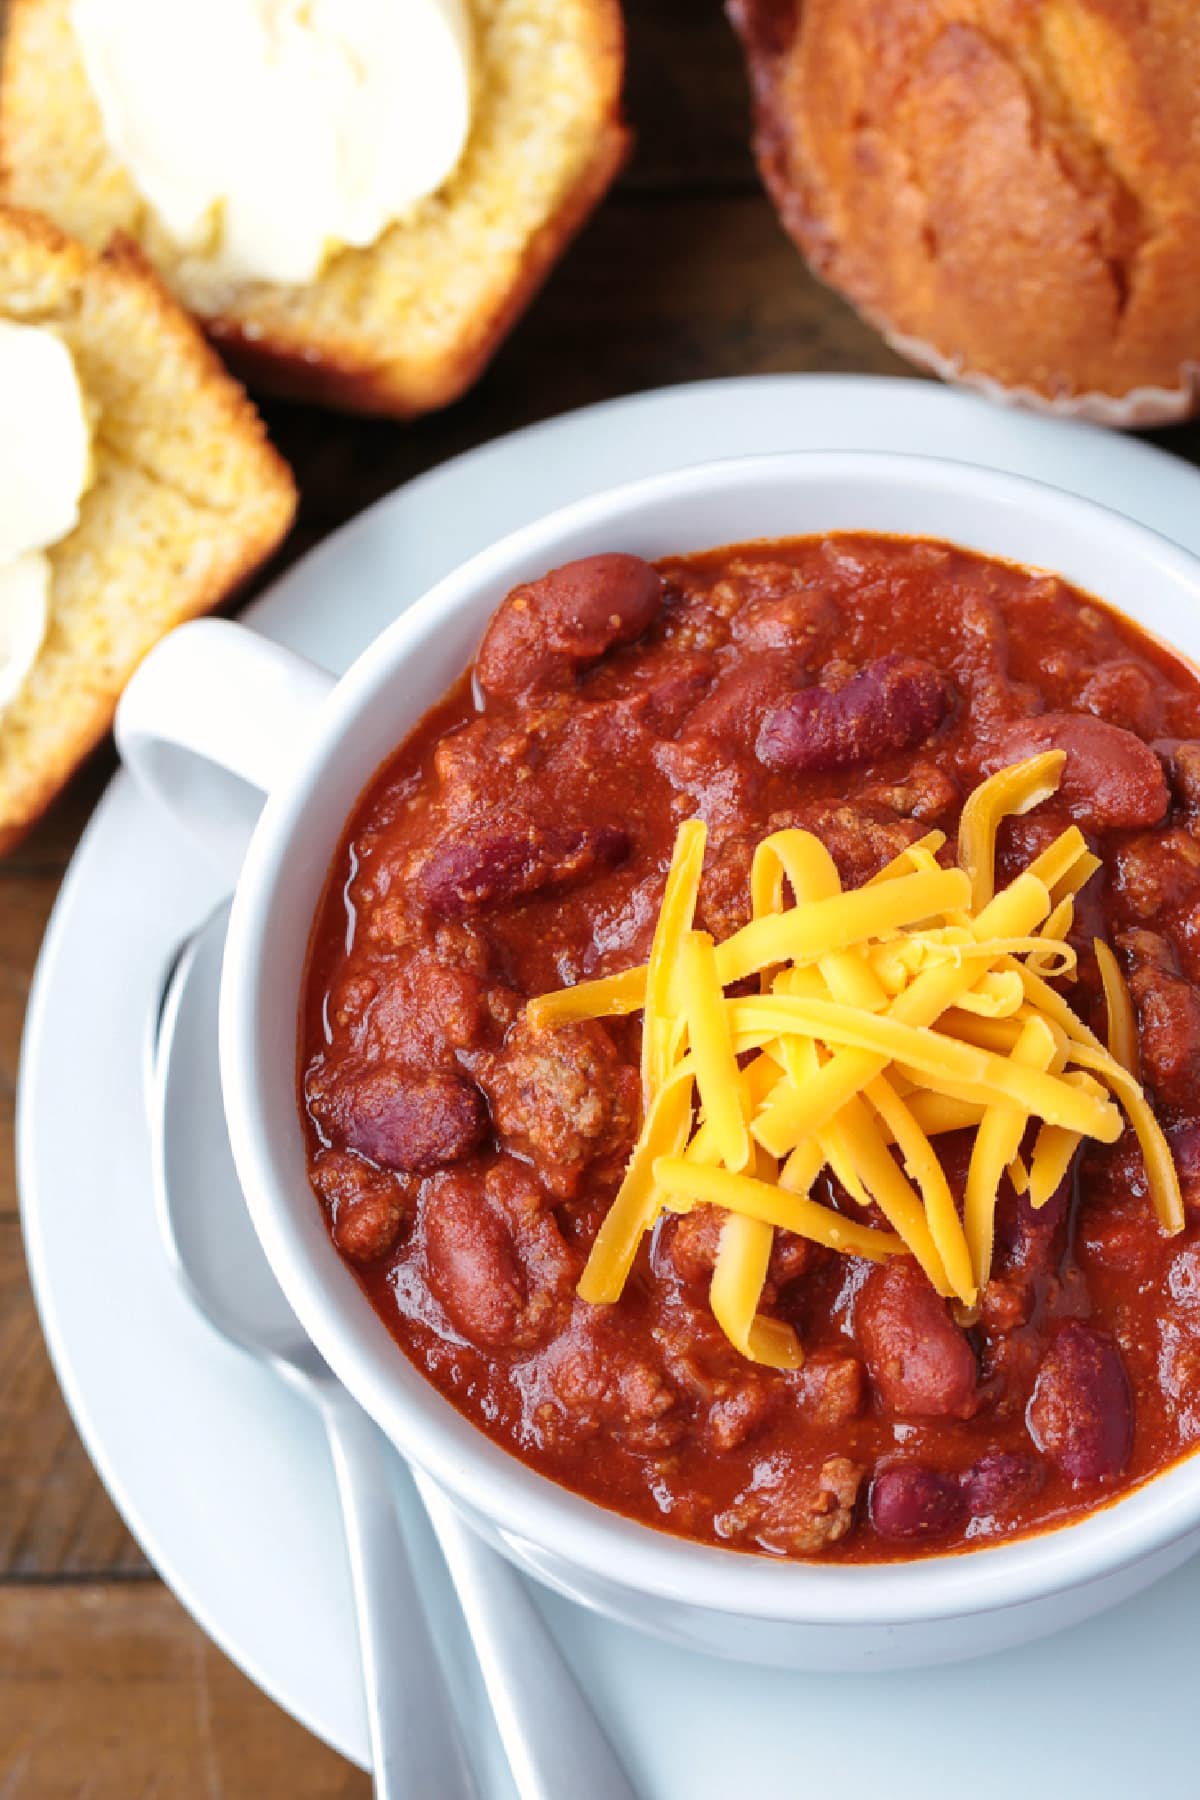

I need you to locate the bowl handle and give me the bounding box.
[115,618,335,882]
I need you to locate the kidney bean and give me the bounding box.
[340,1066,487,1173]
[961,1451,1041,1518]
[475,554,663,701]
[420,820,630,918]
[869,1463,965,1542]
[986,714,1168,831]
[424,1170,527,1348]
[757,655,951,773]
[857,1259,978,1419]
[1027,1322,1133,1483]
[872,1449,1041,1543]
[424,1162,577,1351]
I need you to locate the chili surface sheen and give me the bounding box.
[300,533,1200,1561]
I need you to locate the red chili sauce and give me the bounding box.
[301,534,1200,1560]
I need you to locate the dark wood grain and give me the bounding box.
[0,1220,149,1578]
[0,1585,371,1797]
[0,877,61,1222]
[621,1,759,193]
[5,0,1200,1787]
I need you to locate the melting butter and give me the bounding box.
[0,321,93,714]
[72,0,475,286]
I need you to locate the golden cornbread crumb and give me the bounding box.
[0,207,295,852]
[0,0,628,415]
[730,0,1200,423]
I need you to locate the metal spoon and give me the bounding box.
[148,901,637,1800]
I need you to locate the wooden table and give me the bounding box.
[4,7,1200,1793]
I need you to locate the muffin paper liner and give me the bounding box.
[885,327,1200,432]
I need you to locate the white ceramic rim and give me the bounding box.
[220,448,1200,1629]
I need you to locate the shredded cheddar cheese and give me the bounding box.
[963,1013,1060,1288]
[679,929,751,1172]
[958,749,1066,909]
[1095,937,1139,1077]
[527,753,1184,1366]
[711,1209,800,1370]
[641,819,705,1101]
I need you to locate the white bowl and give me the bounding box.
[116,450,1200,1670]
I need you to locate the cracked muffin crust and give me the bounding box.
[730,0,1200,423]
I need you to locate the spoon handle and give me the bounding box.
[413,1471,638,1800]
[319,1390,478,1800]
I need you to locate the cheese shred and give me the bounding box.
[1095,938,1140,1077]
[528,757,1183,1366]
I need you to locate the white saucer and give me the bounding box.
[20,376,1200,1796]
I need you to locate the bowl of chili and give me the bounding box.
[118,450,1200,1669]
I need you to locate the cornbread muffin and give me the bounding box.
[0,0,628,416]
[0,206,295,853]
[730,0,1200,424]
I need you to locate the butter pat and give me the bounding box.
[71,0,475,287]
[0,320,93,714]
[0,320,92,564]
[0,555,51,714]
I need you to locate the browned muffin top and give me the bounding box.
[731,0,1200,419]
